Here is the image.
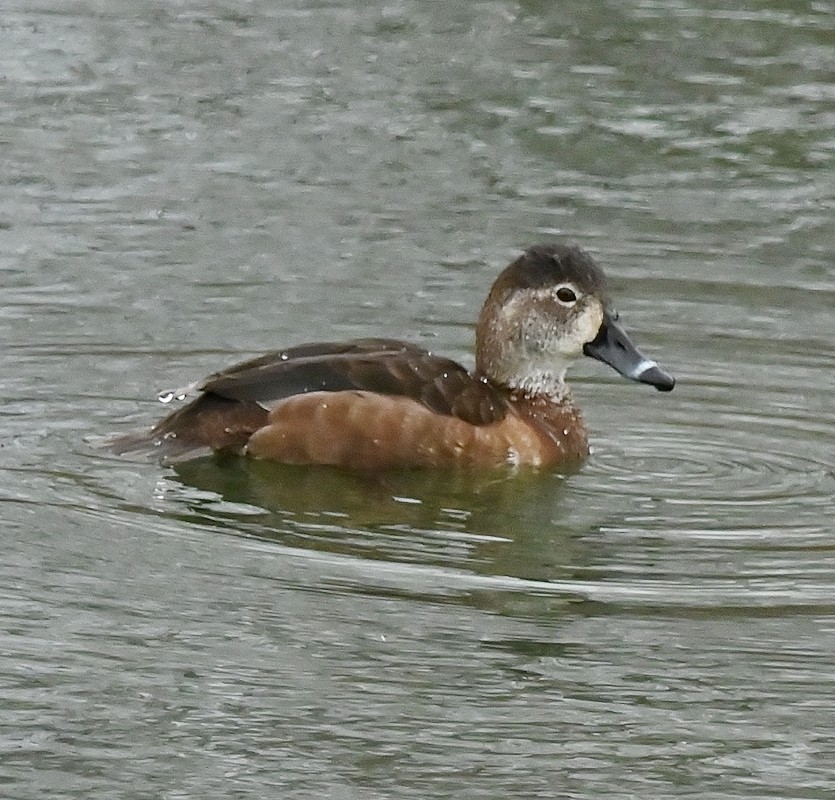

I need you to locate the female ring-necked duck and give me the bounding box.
[110,244,674,469]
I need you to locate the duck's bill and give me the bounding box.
[583,311,675,392]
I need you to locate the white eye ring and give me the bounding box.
[555,284,579,306]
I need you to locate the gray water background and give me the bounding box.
[1,1,834,798]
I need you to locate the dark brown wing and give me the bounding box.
[201,337,508,426]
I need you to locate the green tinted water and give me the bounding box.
[2,1,833,797]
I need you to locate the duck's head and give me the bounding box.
[475,243,675,397]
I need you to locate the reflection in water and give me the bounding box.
[171,456,583,583]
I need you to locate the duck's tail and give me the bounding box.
[107,394,269,462]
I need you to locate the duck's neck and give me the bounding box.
[476,359,572,403]
[507,367,572,402]
[476,313,574,403]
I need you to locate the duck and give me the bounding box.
[109,243,674,470]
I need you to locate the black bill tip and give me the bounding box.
[583,311,675,392]
[632,361,675,392]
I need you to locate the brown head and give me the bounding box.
[475,244,674,398]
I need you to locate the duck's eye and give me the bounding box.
[555,285,578,305]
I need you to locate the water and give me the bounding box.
[2,0,834,797]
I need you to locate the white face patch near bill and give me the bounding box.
[574,300,604,352]
[488,290,607,398]
[522,291,605,359]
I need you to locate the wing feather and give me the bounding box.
[200,337,507,425]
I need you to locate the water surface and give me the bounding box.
[2,1,834,798]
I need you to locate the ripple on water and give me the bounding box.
[590,425,833,512]
[577,321,834,547]
[560,382,835,613]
